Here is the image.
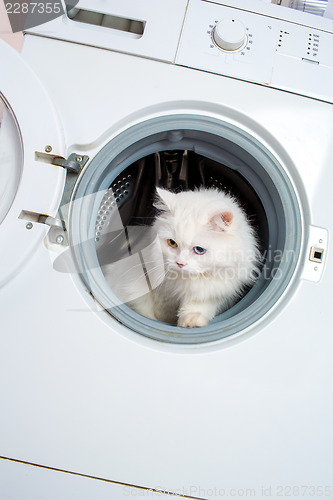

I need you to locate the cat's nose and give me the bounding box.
[176,262,186,268]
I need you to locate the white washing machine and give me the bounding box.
[1,0,333,498]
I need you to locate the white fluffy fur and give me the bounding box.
[104,188,260,328]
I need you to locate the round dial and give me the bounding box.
[213,18,247,51]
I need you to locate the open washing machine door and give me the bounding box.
[0,40,68,286]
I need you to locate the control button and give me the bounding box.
[213,18,247,51]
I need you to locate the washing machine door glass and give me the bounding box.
[0,96,23,225]
[0,41,66,286]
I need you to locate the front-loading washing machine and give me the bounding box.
[1,0,333,498]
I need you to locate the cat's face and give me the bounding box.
[159,230,224,276]
[153,188,253,277]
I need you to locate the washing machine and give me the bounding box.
[1,0,333,498]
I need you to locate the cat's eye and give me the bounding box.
[193,246,206,255]
[167,239,178,248]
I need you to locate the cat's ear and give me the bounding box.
[154,188,175,211]
[209,211,233,231]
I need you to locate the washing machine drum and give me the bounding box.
[95,149,268,258]
[69,115,302,345]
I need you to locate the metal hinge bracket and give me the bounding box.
[21,152,90,246]
[35,151,89,174]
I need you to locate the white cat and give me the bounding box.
[103,188,261,328]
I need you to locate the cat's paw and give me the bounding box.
[178,313,208,328]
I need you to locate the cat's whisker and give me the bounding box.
[123,264,167,289]
[108,259,164,277]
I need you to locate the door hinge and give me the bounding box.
[35,151,89,174]
[21,152,90,246]
[51,153,89,245]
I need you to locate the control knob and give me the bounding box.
[213,18,247,51]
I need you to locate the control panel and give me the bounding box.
[176,0,333,103]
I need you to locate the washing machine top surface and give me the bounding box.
[0,41,66,286]
[24,0,333,103]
